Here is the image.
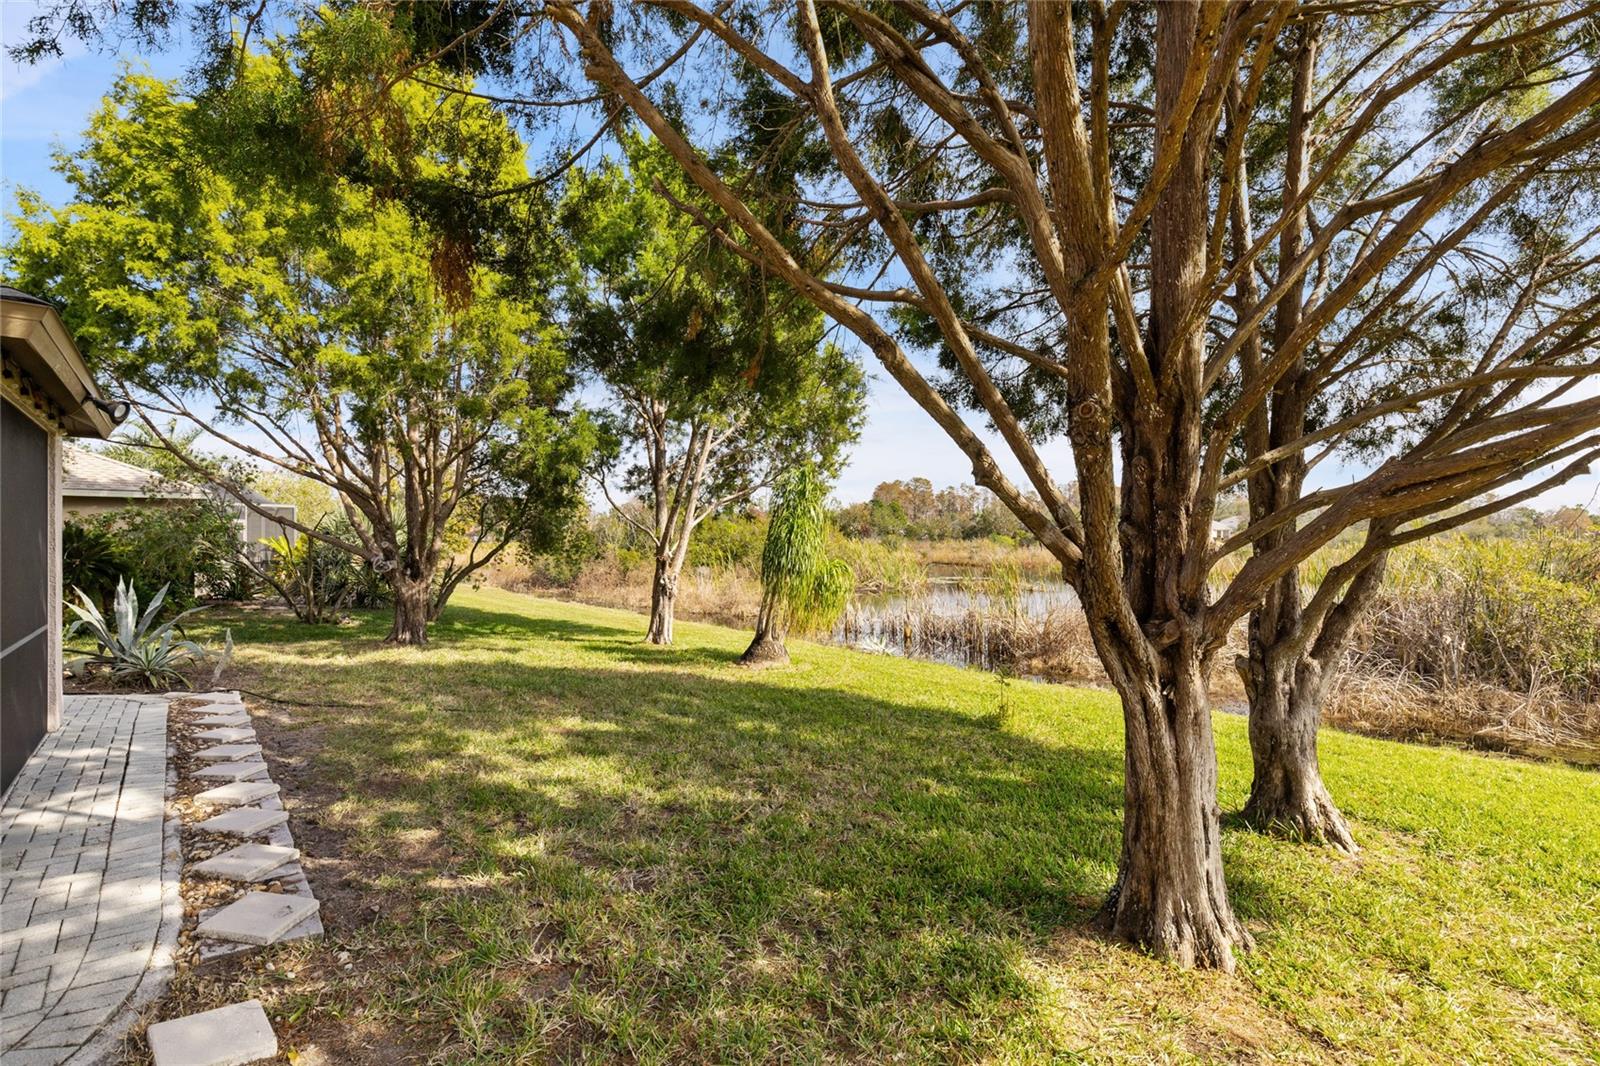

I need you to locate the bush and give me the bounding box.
[688,512,766,571]
[1360,532,1600,701]
[516,518,603,589]
[257,516,393,621]
[69,500,246,610]
[62,521,122,613]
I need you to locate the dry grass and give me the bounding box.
[483,556,763,630]
[910,538,1062,581]
[1324,666,1600,767]
[484,538,1600,766]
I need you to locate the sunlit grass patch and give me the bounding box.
[185,587,1599,1064]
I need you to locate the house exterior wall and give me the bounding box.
[62,495,181,519]
[244,503,298,548]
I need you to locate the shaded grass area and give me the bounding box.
[165,588,1598,1064]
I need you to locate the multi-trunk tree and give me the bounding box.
[5,61,594,645]
[21,0,1600,972]
[1223,14,1600,851]
[564,138,865,644]
[529,0,1600,971]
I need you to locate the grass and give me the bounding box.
[165,587,1599,1064]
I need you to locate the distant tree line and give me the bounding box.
[832,479,1025,542]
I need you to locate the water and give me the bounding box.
[831,573,1082,670]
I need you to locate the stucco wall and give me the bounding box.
[62,496,181,519]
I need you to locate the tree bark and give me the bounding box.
[1239,644,1354,852]
[1239,543,1390,853]
[646,553,679,645]
[1098,635,1251,971]
[386,574,431,645]
[739,594,788,666]
[1228,15,1358,852]
[1074,0,1246,973]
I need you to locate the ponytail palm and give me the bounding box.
[741,465,853,665]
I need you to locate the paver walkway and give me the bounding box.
[1,695,177,1065]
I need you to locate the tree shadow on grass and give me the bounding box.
[213,600,743,665]
[246,607,1286,1060]
[442,603,750,668]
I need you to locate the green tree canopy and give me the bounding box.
[564,133,865,644]
[6,58,593,644]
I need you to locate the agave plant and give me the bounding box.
[65,578,212,689]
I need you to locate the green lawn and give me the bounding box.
[176,587,1598,1064]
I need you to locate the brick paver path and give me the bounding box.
[1,695,172,1065]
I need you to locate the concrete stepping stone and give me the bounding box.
[195,712,250,726]
[147,999,277,1066]
[196,892,320,945]
[194,726,256,743]
[193,760,270,782]
[192,843,301,882]
[196,743,264,762]
[197,908,322,961]
[194,780,280,807]
[195,806,289,837]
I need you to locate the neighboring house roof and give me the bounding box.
[62,445,205,500]
[1,287,120,438]
[61,446,299,539]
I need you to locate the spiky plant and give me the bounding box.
[741,464,853,665]
[65,578,213,689]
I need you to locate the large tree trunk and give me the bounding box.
[1079,0,1247,972]
[386,574,431,645]
[1239,547,1389,853]
[739,595,788,666]
[1239,640,1354,852]
[646,554,678,645]
[1101,639,1251,971]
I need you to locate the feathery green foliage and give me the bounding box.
[5,56,593,643]
[789,557,855,638]
[755,464,853,638]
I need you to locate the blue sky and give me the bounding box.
[2,4,1593,513]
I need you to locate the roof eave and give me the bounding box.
[0,298,117,438]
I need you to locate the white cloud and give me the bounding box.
[0,2,85,104]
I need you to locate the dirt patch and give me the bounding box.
[109,683,455,1065]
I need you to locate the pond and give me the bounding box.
[831,571,1084,672]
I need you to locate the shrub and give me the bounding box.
[688,512,766,571]
[1360,532,1600,701]
[78,501,246,608]
[62,521,123,613]
[255,517,393,621]
[261,534,351,623]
